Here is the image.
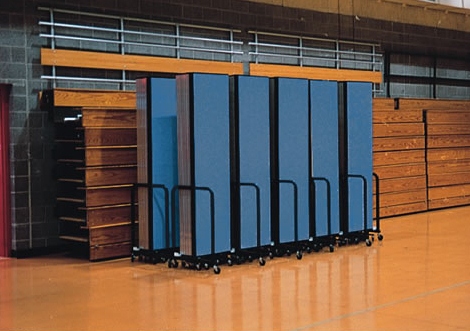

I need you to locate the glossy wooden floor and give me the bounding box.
[1,206,470,331]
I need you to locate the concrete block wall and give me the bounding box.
[1,0,469,256]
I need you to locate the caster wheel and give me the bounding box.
[248,255,253,263]
[296,251,302,260]
[329,244,335,253]
[131,255,136,262]
[227,259,233,267]
[259,257,266,266]
[306,246,311,254]
[213,265,221,274]
[366,239,372,247]
[268,251,274,259]
[378,234,384,241]
[203,263,210,270]
[181,261,187,268]
[354,237,359,245]
[286,249,291,256]
[195,263,202,271]
[168,259,178,268]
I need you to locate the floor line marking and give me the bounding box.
[291,279,470,331]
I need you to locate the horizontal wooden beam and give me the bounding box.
[249,63,382,83]
[47,88,136,108]
[41,48,244,75]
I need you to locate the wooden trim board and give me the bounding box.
[250,63,382,83]
[41,48,244,76]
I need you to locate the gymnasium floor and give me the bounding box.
[1,206,469,331]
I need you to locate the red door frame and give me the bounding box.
[0,84,12,257]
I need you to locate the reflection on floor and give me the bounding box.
[1,206,470,331]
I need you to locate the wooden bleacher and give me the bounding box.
[426,109,470,209]
[373,98,470,216]
[43,89,138,261]
[372,98,428,217]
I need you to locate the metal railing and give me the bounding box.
[249,31,383,72]
[38,7,384,93]
[38,7,244,89]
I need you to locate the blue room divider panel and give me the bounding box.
[271,78,310,244]
[148,77,179,249]
[177,73,231,257]
[345,82,373,233]
[309,80,340,237]
[230,75,271,249]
